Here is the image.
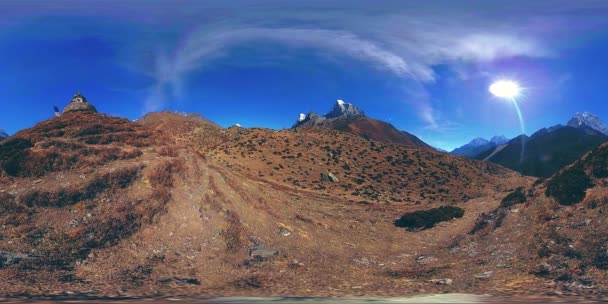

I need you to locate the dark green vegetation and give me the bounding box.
[478,127,607,178]
[394,206,464,231]
[500,187,527,208]
[546,164,592,206]
[545,143,608,206]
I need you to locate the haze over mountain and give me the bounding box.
[450,135,508,158]
[294,100,430,148]
[0,130,8,141]
[478,113,608,177]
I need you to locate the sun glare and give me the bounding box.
[489,80,521,99]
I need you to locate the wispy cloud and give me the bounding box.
[129,1,608,126]
[142,10,553,121]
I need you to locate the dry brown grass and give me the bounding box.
[19,165,144,207]
[158,146,179,157]
[223,211,248,253]
[148,159,185,188]
[0,111,160,178]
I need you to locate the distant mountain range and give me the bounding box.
[450,135,508,158]
[475,113,608,177]
[0,129,8,141]
[294,100,430,148]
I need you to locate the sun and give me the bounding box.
[489,80,521,99]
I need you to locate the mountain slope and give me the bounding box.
[477,126,608,177]
[210,126,523,205]
[294,100,430,148]
[137,111,225,148]
[455,142,608,293]
[0,104,537,297]
[0,130,7,141]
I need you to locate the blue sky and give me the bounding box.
[2,1,608,151]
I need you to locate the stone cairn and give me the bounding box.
[62,92,97,114]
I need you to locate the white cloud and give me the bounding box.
[138,2,605,126]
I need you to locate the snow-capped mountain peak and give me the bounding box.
[325,99,365,119]
[567,112,608,135]
[293,100,365,128]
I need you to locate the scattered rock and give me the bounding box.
[278,227,291,237]
[289,259,305,269]
[428,278,453,285]
[474,271,494,279]
[416,255,438,265]
[249,246,278,261]
[320,171,339,183]
[327,172,339,182]
[352,257,377,266]
[533,263,555,276]
[0,251,38,268]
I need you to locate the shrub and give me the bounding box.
[588,146,608,178]
[394,206,464,231]
[158,146,179,157]
[500,187,527,208]
[20,165,143,207]
[545,164,592,206]
[580,232,608,270]
[148,159,185,188]
[0,138,34,176]
[223,211,246,252]
[2,140,142,177]
[0,138,33,162]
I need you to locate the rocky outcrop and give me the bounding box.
[294,100,364,129]
[294,100,430,148]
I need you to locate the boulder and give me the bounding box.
[328,172,339,182]
[320,172,339,183]
[428,278,453,285]
[249,246,278,261]
[416,255,438,265]
[474,271,494,279]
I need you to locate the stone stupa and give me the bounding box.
[62,92,97,114]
